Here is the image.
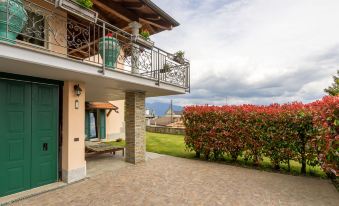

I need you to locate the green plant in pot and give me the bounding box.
[138,29,151,52]
[139,29,150,40]
[0,0,28,44]
[173,50,185,64]
[99,33,121,68]
[160,63,171,73]
[76,0,93,9]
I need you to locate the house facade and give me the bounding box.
[0,0,189,197]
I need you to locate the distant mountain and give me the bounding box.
[146,101,183,116]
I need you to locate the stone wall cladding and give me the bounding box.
[125,91,146,164]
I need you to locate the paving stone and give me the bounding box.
[11,156,339,206]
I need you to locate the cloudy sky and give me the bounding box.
[147,0,338,106]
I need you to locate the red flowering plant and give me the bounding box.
[310,96,339,176]
[183,97,339,175]
[106,33,113,37]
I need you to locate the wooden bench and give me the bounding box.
[85,142,125,156]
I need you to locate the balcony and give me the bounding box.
[0,0,190,91]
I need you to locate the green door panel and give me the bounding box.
[31,84,58,188]
[0,79,59,197]
[99,109,106,139]
[0,80,32,197]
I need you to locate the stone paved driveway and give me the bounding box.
[12,155,339,206]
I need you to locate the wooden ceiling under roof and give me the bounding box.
[91,0,179,35]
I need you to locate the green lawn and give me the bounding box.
[146,132,196,158]
[106,132,326,177]
[105,132,195,158]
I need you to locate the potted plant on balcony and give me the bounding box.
[99,33,121,68]
[173,50,185,64]
[136,29,154,49]
[76,0,93,8]
[0,0,28,44]
[160,63,171,73]
[57,0,98,23]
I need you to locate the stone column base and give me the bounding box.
[125,91,146,164]
[62,166,86,183]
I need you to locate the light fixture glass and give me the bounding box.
[74,84,82,97]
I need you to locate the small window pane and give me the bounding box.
[89,112,97,138]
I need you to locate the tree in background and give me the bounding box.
[324,70,339,96]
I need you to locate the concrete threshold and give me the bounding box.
[0,180,80,206]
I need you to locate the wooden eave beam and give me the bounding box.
[140,18,172,30]
[142,14,161,20]
[144,24,155,34]
[92,0,138,23]
[95,10,129,29]
[121,2,144,9]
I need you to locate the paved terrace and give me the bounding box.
[10,154,339,206]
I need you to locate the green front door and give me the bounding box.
[0,79,58,197]
[0,80,32,196]
[31,84,58,188]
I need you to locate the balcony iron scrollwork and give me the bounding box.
[0,0,190,90]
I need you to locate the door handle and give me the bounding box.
[43,143,48,151]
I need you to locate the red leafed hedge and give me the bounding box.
[183,96,339,175]
[310,96,339,175]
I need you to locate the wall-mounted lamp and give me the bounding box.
[74,84,82,97]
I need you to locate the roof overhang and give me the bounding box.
[92,0,179,35]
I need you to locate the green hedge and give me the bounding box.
[183,96,339,176]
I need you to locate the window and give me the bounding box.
[85,110,106,140]
[17,10,45,47]
[86,111,97,139]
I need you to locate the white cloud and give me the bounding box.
[148,0,339,106]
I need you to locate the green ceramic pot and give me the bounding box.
[99,36,120,68]
[0,0,28,44]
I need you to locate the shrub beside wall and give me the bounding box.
[183,96,339,176]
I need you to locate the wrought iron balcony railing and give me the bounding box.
[0,0,190,90]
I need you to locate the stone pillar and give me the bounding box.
[61,81,86,183]
[129,21,142,74]
[125,91,146,164]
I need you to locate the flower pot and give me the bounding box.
[160,64,171,73]
[99,36,120,68]
[136,36,154,49]
[173,56,185,64]
[57,0,98,23]
[0,0,28,44]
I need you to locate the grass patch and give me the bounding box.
[146,132,326,177]
[146,132,196,158]
[104,133,325,177]
[104,133,195,158]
